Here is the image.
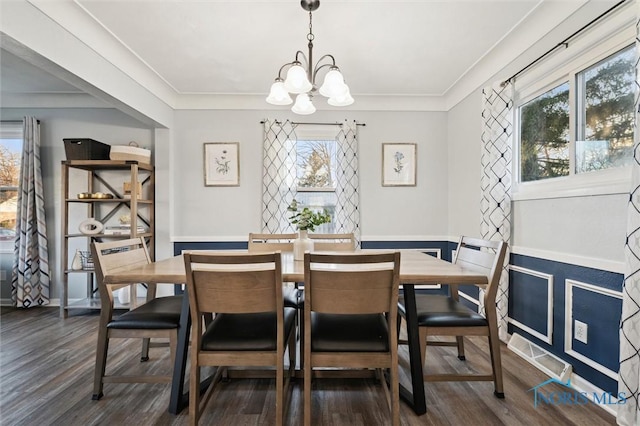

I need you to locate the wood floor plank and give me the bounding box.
[0,307,617,425]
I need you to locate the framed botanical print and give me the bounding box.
[204,142,240,186]
[382,143,416,186]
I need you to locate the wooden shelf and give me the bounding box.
[62,160,153,171]
[61,160,155,318]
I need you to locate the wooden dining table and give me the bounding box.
[101,249,489,416]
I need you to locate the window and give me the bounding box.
[519,82,570,182]
[518,44,635,184]
[576,46,635,173]
[0,122,22,248]
[294,139,337,233]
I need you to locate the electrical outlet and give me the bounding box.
[574,320,588,344]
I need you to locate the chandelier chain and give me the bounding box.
[307,11,314,42]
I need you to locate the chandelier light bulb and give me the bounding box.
[266,80,293,105]
[284,64,312,94]
[291,93,316,115]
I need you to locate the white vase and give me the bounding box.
[293,230,314,261]
[117,287,131,305]
[71,250,83,270]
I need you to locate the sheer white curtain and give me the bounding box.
[480,82,513,342]
[333,120,361,245]
[11,116,50,307]
[618,4,640,424]
[261,119,361,243]
[261,119,298,233]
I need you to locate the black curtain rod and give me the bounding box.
[0,119,40,124]
[503,0,628,86]
[260,120,366,127]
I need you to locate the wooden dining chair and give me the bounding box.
[184,251,297,426]
[303,252,401,426]
[90,237,182,400]
[397,236,508,397]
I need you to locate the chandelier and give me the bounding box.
[266,0,354,115]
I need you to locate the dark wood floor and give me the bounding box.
[0,307,616,425]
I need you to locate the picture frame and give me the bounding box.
[382,143,417,186]
[204,142,240,186]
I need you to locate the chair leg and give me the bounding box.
[288,324,296,378]
[299,309,305,370]
[390,360,400,426]
[303,342,311,426]
[92,328,109,400]
[456,336,466,360]
[276,352,284,426]
[488,332,505,398]
[141,338,151,362]
[189,358,201,426]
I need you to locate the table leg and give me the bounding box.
[399,284,427,415]
[168,289,191,414]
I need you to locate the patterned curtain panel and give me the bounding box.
[333,120,361,246]
[618,7,640,426]
[480,82,513,342]
[261,119,361,242]
[261,119,298,233]
[11,117,50,307]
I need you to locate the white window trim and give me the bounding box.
[512,5,635,201]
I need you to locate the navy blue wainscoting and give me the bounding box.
[508,253,623,394]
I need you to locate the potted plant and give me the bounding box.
[287,199,331,260]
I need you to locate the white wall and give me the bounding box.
[512,195,627,263]
[170,109,449,241]
[447,91,483,239]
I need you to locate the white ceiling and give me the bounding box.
[0,0,625,115]
[75,0,540,96]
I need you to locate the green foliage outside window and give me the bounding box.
[520,83,570,182]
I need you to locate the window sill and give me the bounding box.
[512,166,631,201]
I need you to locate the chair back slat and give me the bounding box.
[310,269,395,313]
[305,252,400,315]
[191,269,278,313]
[248,233,296,253]
[454,236,507,306]
[309,233,356,251]
[91,238,151,302]
[184,252,283,316]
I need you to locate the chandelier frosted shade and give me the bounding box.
[284,64,313,94]
[291,93,316,115]
[266,80,293,105]
[265,0,353,114]
[319,68,347,98]
[328,85,354,106]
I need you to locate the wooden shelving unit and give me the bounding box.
[60,160,155,318]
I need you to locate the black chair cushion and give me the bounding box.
[311,313,389,352]
[201,308,297,351]
[398,294,487,327]
[107,295,183,330]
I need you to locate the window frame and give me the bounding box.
[512,17,635,201]
[290,126,340,233]
[0,122,23,252]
